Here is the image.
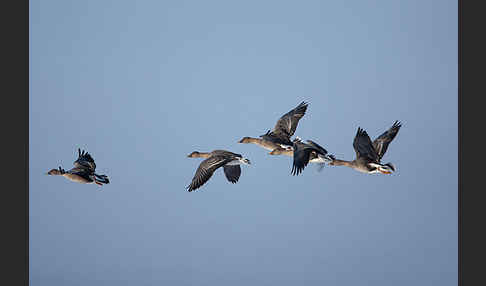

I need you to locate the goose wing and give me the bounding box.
[73,149,96,172]
[372,121,402,160]
[272,101,308,138]
[353,128,380,162]
[291,140,316,176]
[187,156,230,192]
[223,165,241,183]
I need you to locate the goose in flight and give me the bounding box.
[47,148,110,185]
[269,137,335,175]
[238,101,309,152]
[329,121,402,174]
[186,150,251,192]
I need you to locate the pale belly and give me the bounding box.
[258,140,289,151]
[309,157,326,164]
[63,173,93,184]
[309,154,331,164]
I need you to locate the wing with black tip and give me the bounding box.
[353,128,379,162]
[291,140,315,176]
[223,165,241,184]
[73,148,96,172]
[272,101,309,138]
[372,121,402,160]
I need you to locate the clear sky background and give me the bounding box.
[30,1,457,285]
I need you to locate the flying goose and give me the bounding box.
[238,101,309,152]
[269,138,335,173]
[186,150,251,192]
[329,121,402,174]
[47,148,110,185]
[272,137,335,175]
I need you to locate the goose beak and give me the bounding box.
[380,170,392,174]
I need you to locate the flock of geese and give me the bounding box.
[47,101,402,192]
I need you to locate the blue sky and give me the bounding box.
[30,1,457,285]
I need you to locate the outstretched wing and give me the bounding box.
[73,148,96,172]
[223,165,241,184]
[353,128,379,162]
[372,121,402,160]
[187,156,230,192]
[291,141,315,176]
[272,101,308,138]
